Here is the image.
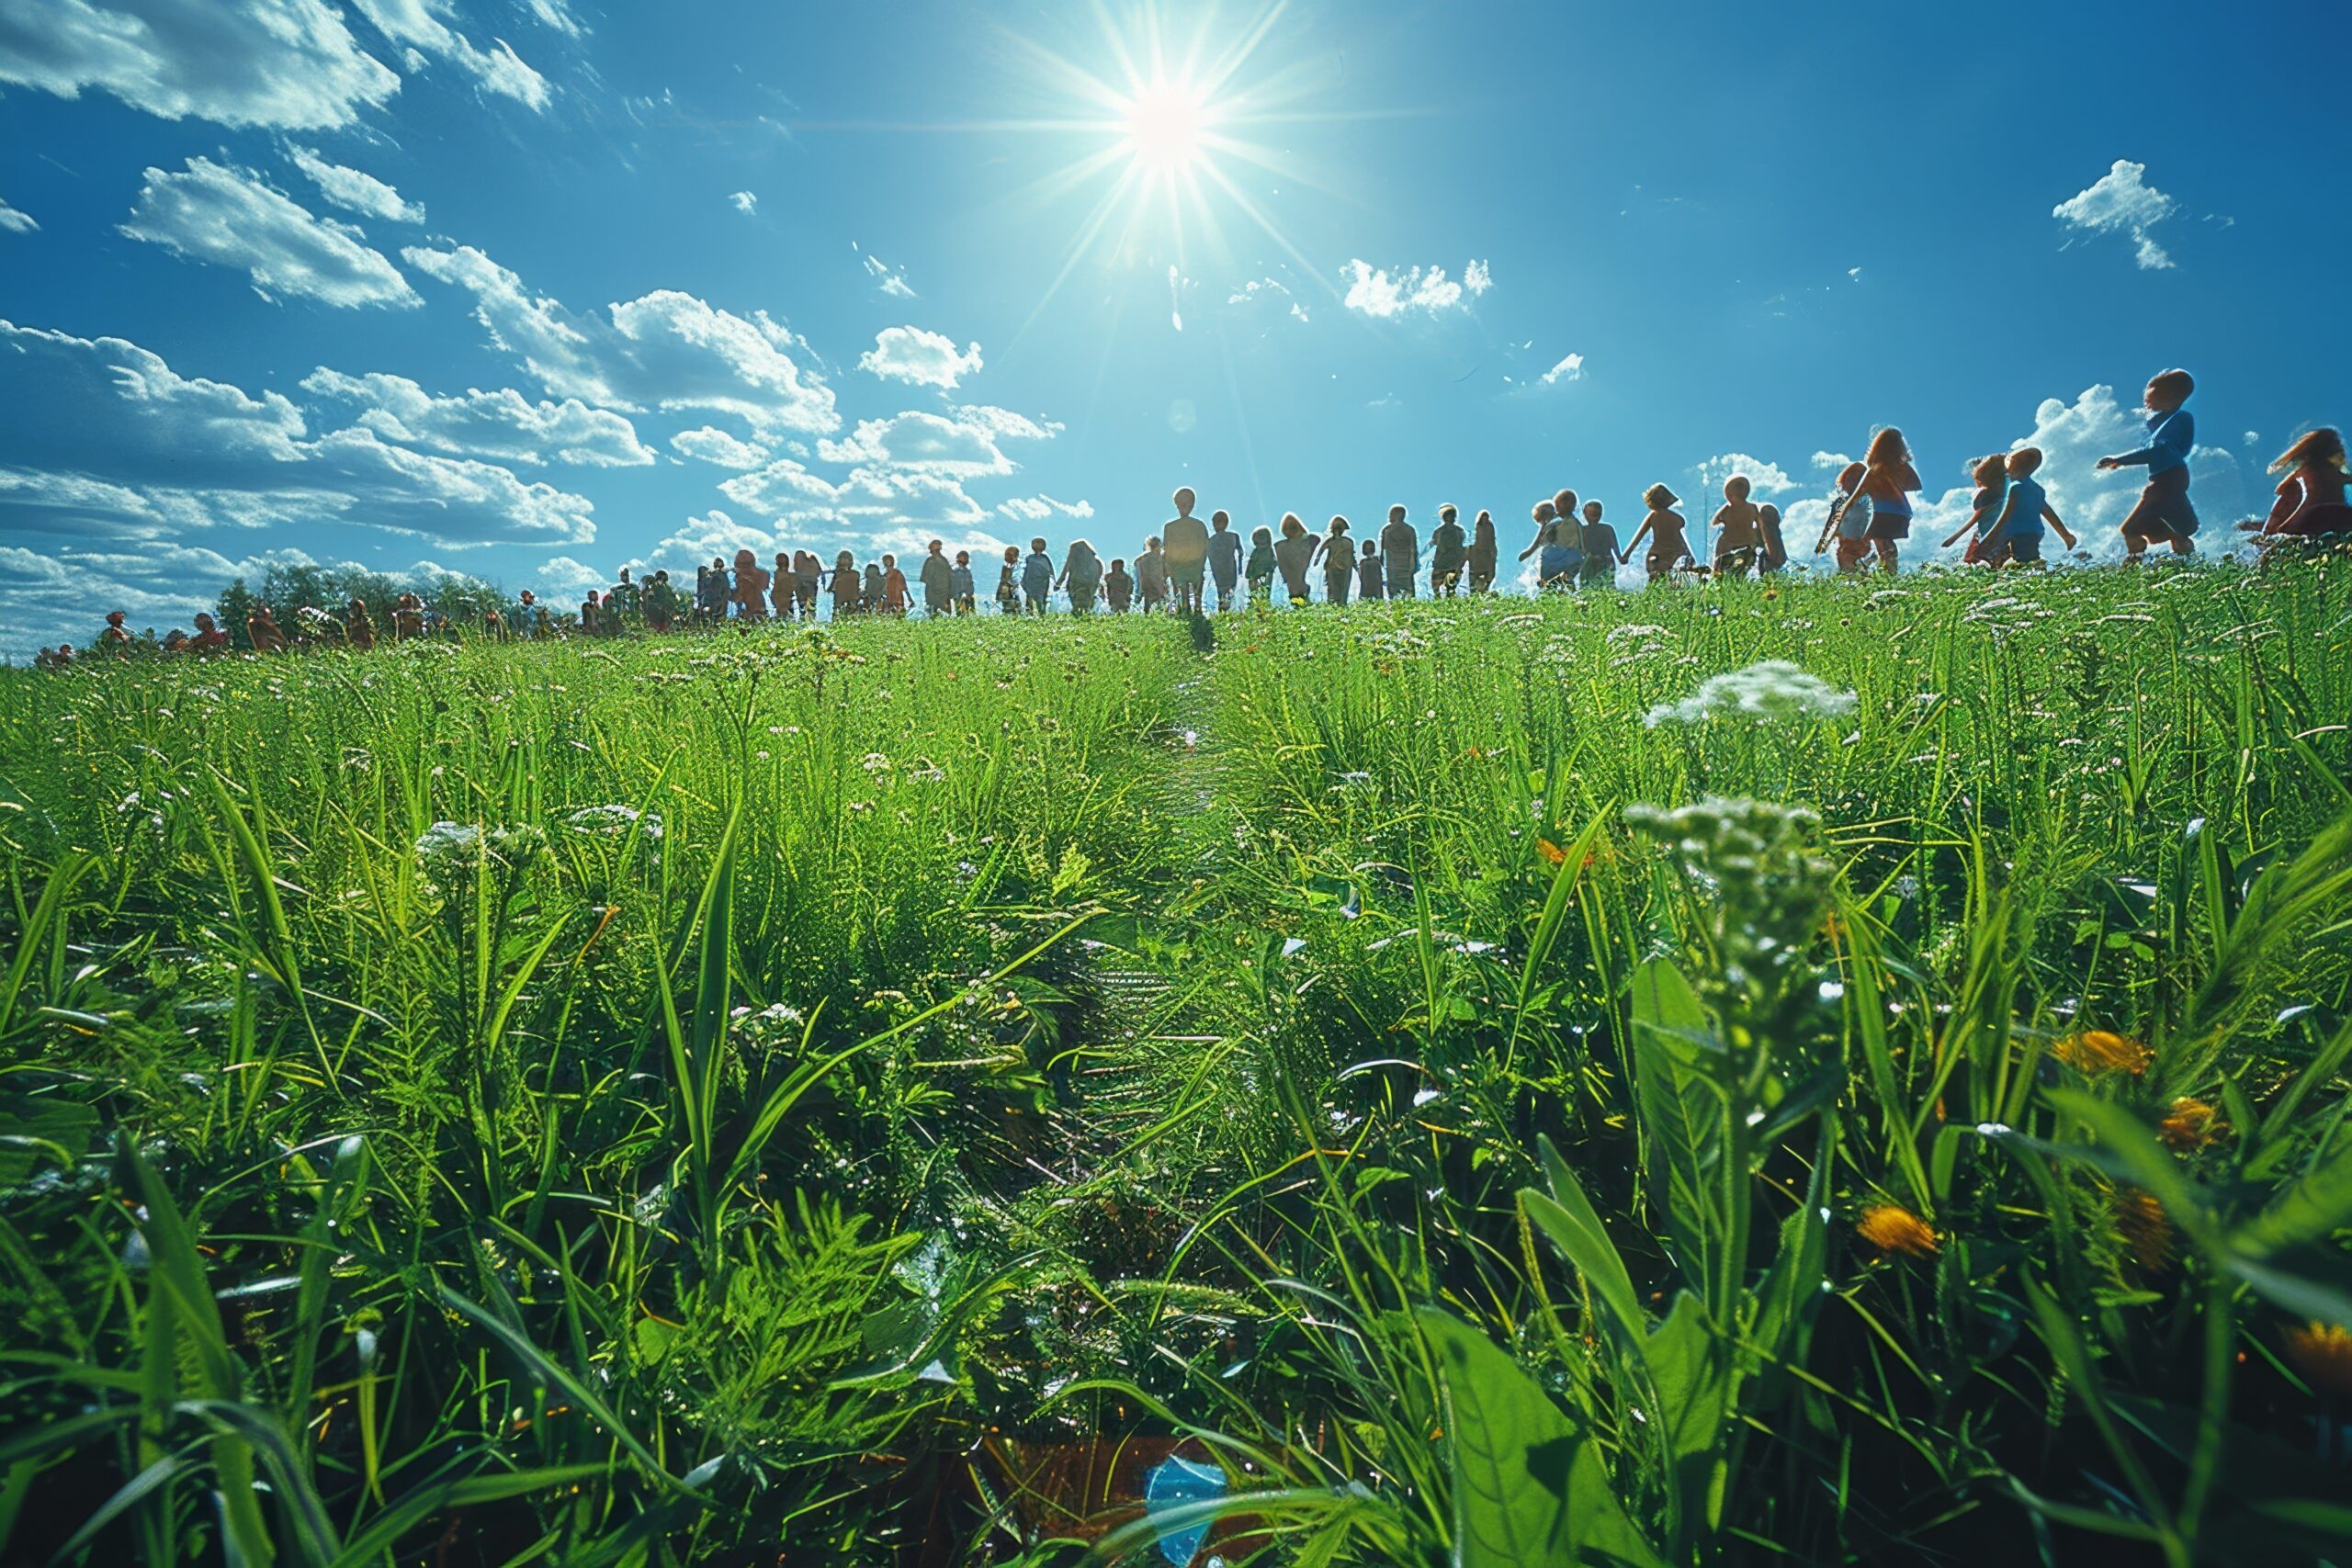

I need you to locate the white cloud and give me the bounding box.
[285,145,423,222]
[403,243,839,435]
[718,460,996,542]
[858,325,983,389]
[997,494,1094,523]
[1340,258,1492,319]
[669,425,770,469]
[1692,453,1799,498]
[0,321,596,577]
[345,0,549,111]
[533,554,610,598]
[526,0,582,38]
[816,411,1014,477]
[0,0,401,130]
[1540,353,1584,385]
[729,190,757,215]
[1847,267,1861,281]
[121,157,418,309]
[300,367,655,467]
[0,197,39,234]
[861,251,916,298]
[2054,160,2178,270]
[1811,450,1853,471]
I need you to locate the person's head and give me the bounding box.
[1252,525,1272,545]
[735,547,756,567]
[840,549,856,567]
[1111,557,1126,571]
[1583,500,1603,523]
[1146,535,1161,551]
[1971,453,2007,489]
[1173,486,1196,514]
[348,596,366,613]
[1758,503,1781,531]
[1722,476,1750,503]
[654,569,669,583]
[881,552,897,569]
[1030,537,1048,554]
[1864,427,1909,468]
[2145,368,2194,413]
[956,549,970,565]
[105,610,126,627]
[1388,503,1407,524]
[1440,503,1457,524]
[1004,545,1021,563]
[1552,489,1577,516]
[1362,538,1377,557]
[1475,509,1493,534]
[2006,447,2044,479]
[1644,483,1679,511]
[1328,514,1349,535]
[927,538,944,555]
[1211,510,1230,531]
[713,557,726,570]
[1837,461,1867,495]
[1072,538,1094,558]
[1281,512,1306,539]
[619,566,633,582]
[774,552,786,566]
[2271,427,2346,475]
[520,589,536,604]
[1533,500,1556,524]
[195,612,216,630]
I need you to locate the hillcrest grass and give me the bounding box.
[4,561,2351,1565]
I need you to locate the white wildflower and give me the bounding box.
[1645,660,1859,729]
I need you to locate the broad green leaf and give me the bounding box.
[1417,1307,1664,1568]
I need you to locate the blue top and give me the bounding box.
[1969,483,2007,537]
[1996,476,2048,540]
[2112,408,2193,476]
[1022,552,1053,592]
[949,565,974,596]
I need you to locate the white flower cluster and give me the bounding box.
[1644,660,1858,729]
[565,804,664,841]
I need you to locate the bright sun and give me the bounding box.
[1120,81,1208,173]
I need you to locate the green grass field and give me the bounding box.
[5,562,2351,1566]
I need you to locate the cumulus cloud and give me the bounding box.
[2054,160,2178,270]
[531,553,612,598]
[121,157,418,308]
[285,145,424,222]
[0,197,39,234]
[300,367,655,466]
[1811,450,1853,471]
[1692,453,1799,498]
[345,0,549,111]
[729,190,757,215]
[0,0,401,130]
[1540,353,1585,385]
[403,243,839,435]
[0,321,595,583]
[858,325,983,389]
[1341,257,1492,319]
[816,411,1018,477]
[669,425,770,469]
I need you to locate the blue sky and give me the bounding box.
[1,0,2343,649]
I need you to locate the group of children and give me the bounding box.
[40,367,2352,665]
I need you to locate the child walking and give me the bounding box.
[1429,503,1466,595]
[1942,455,2013,564]
[2100,367,2199,558]
[1988,447,2077,564]
[1246,525,1276,606]
[1817,462,1875,573]
[1356,538,1384,602]
[997,546,1023,614]
[1711,476,1763,578]
[2245,428,2352,546]
[1467,511,1498,593]
[1023,539,1054,613]
[1104,557,1135,613]
[1621,485,1692,581]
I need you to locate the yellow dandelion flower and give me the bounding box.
[1858,1203,1939,1258]
[2159,1097,2224,1152]
[2284,1322,2352,1397]
[2056,1030,2154,1077]
[2114,1189,2172,1272]
[1534,838,1567,866]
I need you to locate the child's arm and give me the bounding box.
[1518,529,1544,562]
[2043,505,2078,549]
[1620,516,1652,562]
[1815,498,1845,554]
[1940,507,1986,550]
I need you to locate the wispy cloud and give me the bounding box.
[286,145,424,223]
[1540,353,1584,385]
[122,157,418,309]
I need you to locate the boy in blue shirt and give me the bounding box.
[1022,538,1054,613]
[2099,367,2199,558]
[1987,447,2078,565]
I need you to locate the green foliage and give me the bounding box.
[3,564,2350,1564]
